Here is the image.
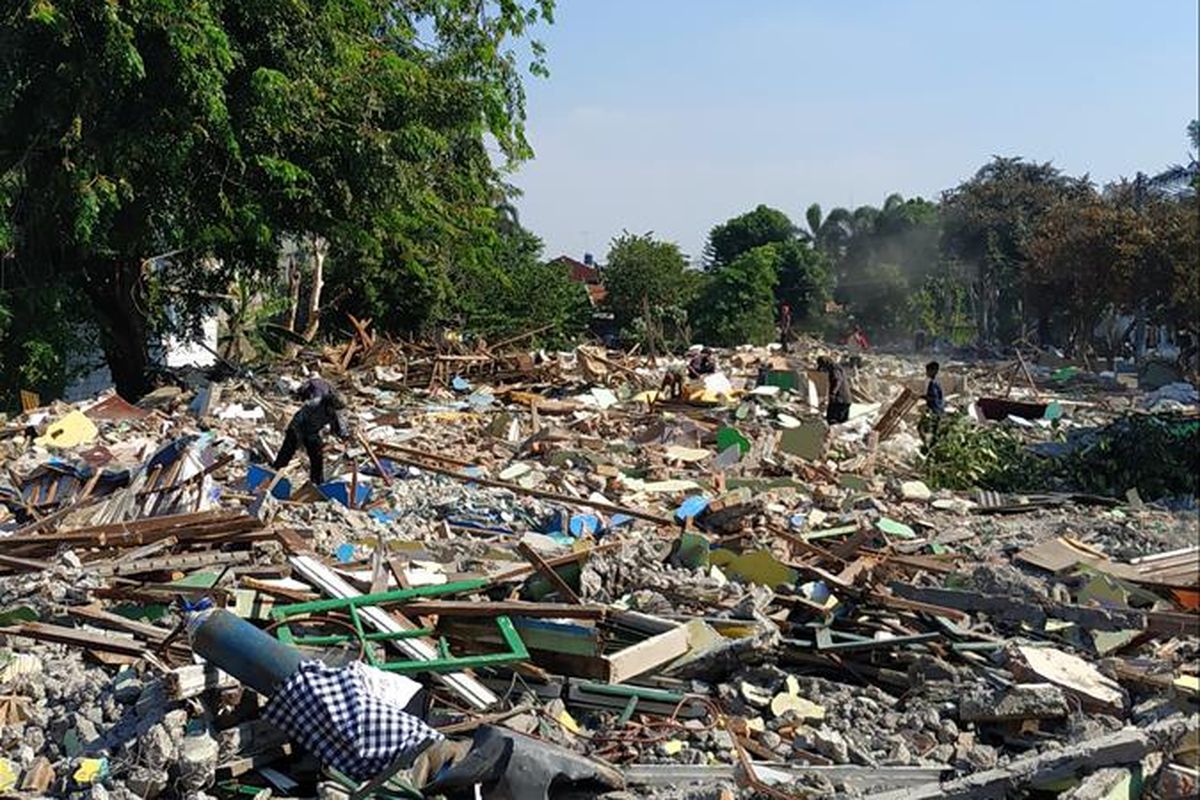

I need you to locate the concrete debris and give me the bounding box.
[958,683,1070,722]
[899,480,933,502]
[0,333,1195,798]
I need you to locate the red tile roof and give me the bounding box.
[551,255,601,285]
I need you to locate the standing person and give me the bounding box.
[921,360,945,444]
[779,303,793,353]
[817,356,852,424]
[924,361,945,416]
[848,324,870,351]
[272,374,350,484]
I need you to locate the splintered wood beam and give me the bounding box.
[488,540,624,584]
[357,432,394,486]
[5,622,148,656]
[517,542,582,604]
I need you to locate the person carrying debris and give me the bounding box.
[817,355,852,424]
[272,374,350,484]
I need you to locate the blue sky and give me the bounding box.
[510,0,1199,262]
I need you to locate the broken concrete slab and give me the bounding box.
[900,480,932,502]
[959,683,1069,723]
[1010,646,1126,715]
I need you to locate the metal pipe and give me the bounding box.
[187,609,304,696]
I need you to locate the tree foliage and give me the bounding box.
[1148,119,1200,197]
[0,0,554,400]
[695,206,829,343]
[455,226,591,349]
[704,204,795,269]
[907,263,973,342]
[940,157,1090,344]
[692,245,779,347]
[773,240,831,325]
[601,232,698,347]
[1026,191,1143,354]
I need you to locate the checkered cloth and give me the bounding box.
[264,660,442,781]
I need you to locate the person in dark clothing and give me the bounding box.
[817,356,851,424]
[659,362,687,400]
[755,362,770,387]
[687,348,717,379]
[779,303,792,353]
[924,361,945,415]
[272,376,350,484]
[919,361,946,445]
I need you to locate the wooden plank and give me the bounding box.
[867,592,970,623]
[369,539,389,596]
[861,549,958,574]
[1014,537,1105,574]
[66,605,170,642]
[239,578,318,603]
[873,388,918,441]
[604,623,690,684]
[95,549,251,577]
[8,492,107,536]
[405,600,608,619]
[487,540,624,584]
[113,536,179,564]
[517,542,582,604]
[6,622,147,655]
[135,453,234,498]
[357,431,394,486]
[0,553,53,573]
[3,510,263,550]
[19,390,40,413]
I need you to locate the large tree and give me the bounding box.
[940,157,1089,344]
[704,204,795,269]
[601,232,697,346]
[1026,192,1142,362]
[455,224,591,349]
[701,206,829,336]
[773,239,831,325]
[0,0,554,400]
[692,245,779,347]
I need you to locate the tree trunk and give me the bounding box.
[285,256,300,333]
[84,258,152,400]
[301,235,327,342]
[1133,303,1147,360]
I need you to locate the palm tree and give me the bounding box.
[804,203,823,241]
[805,205,856,259]
[1147,120,1198,197]
[881,192,905,213]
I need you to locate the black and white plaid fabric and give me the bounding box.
[264,660,442,781]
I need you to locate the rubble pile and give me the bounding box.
[0,333,1197,799]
